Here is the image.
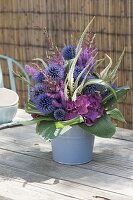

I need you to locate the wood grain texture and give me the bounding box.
[0,110,133,200]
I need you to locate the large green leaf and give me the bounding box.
[22,116,55,126]
[36,121,57,140]
[84,79,117,99]
[79,115,116,138]
[55,115,84,129]
[102,86,130,108]
[106,108,126,122]
[25,101,42,115]
[36,121,72,140]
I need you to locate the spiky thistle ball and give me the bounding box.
[35,94,54,114]
[54,108,65,120]
[30,83,45,103]
[33,71,45,83]
[62,45,76,60]
[45,64,64,81]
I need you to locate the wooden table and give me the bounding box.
[0,109,133,200]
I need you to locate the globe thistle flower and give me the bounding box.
[54,108,65,120]
[30,83,45,103]
[33,71,45,83]
[30,87,37,103]
[73,66,85,81]
[45,64,64,81]
[62,45,76,60]
[35,94,54,114]
[35,83,45,93]
[83,84,96,95]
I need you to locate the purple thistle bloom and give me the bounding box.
[30,83,45,103]
[54,108,65,120]
[25,65,37,76]
[84,84,96,95]
[45,64,64,81]
[73,65,85,81]
[35,94,54,114]
[62,45,76,60]
[33,71,45,83]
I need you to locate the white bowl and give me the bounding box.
[0,88,19,124]
[0,103,18,124]
[0,88,19,107]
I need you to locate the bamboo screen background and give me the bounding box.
[0,0,132,129]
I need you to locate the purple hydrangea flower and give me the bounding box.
[65,94,103,126]
[35,94,54,114]
[25,65,37,76]
[45,64,64,81]
[54,108,65,120]
[65,95,90,120]
[62,45,76,60]
[33,71,45,83]
[83,94,103,126]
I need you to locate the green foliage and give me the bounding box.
[79,115,116,138]
[84,79,117,99]
[32,58,47,67]
[100,49,125,82]
[106,108,126,122]
[76,16,95,53]
[25,101,42,115]
[55,116,84,128]
[102,86,130,108]
[36,121,72,140]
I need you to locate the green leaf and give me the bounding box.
[76,16,95,53]
[79,115,116,138]
[68,49,82,97]
[103,86,130,107]
[36,121,72,140]
[106,108,126,122]
[36,121,57,140]
[21,116,55,126]
[25,101,42,115]
[55,116,84,129]
[32,58,47,67]
[100,54,112,80]
[109,48,125,81]
[84,79,117,100]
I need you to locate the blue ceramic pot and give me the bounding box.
[51,125,95,165]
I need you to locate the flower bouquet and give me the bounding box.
[23,17,129,164]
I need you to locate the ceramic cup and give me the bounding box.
[0,88,19,124]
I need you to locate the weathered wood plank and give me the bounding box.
[0,147,133,198]
[114,127,133,141]
[0,161,130,200]
[0,196,13,200]
[0,109,133,199]
[0,137,133,180]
